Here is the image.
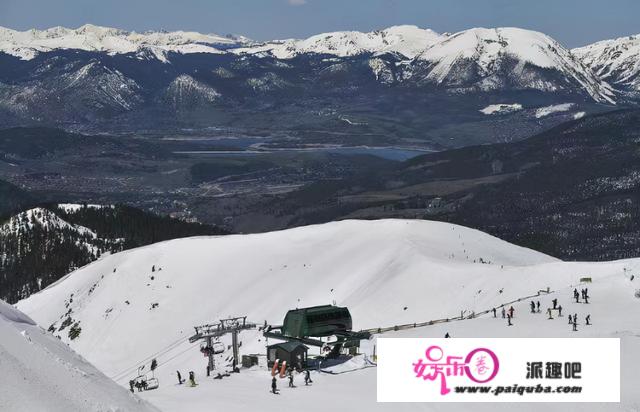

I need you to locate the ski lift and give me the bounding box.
[145,377,159,390]
[212,342,225,354]
[199,341,225,356]
[134,376,159,391]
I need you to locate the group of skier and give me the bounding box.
[271,368,313,394]
[574,288,590,304]
[487,287,592,330]
[495,305,515,326]
[175,370,196,387]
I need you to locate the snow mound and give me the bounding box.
[0,299,157,412]
[480,103,523,115]
[535,103,574,118]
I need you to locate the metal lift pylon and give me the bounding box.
[188,316,257,373]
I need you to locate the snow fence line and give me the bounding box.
[359,289,553,335]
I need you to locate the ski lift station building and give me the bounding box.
[282,305,352,338]
[267,341,309,368]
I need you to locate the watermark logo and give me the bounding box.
[377,338,620,402]
[412,345,499,394]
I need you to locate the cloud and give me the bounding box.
[287,0,307,5]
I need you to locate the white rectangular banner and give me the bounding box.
[377,338,619,402]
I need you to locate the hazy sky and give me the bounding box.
[1,0,638,47]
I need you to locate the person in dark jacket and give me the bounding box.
[177,371,183,385]
[304,370,313,386]
[288,369,295,388]
[492,307,497,318]
[271,376,279,394]
[129,380,135,393]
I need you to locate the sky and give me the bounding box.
[1,0,639,48]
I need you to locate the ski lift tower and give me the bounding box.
[188,316,257,373]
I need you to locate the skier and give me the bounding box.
[271,376,279,394]
[558,305,563,317]
[573,314,578,325]
[508,306,515,318]
[586,315,591,325]
[501,307,506,319]
[568,314,573,324]
[530,301,536,313]
[492,307,497,318]
[536,301,541,313]
[177,371,183,385]
[288,369,295,388]
[129,380,135,393]
[507,313,513,326]
[444,332,451,338]
[575,293,580,303]
[573,288,578,299]
[552,298,558,309]
[188,371,196,387]
[572,321,578,332]
[304,370,313,386]
[547,308,553,319]
[584,294,589,304]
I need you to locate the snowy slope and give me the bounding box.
[413,27,615,103]
[0,24,241,61]
[0,299,158,412]
[573,34,640,94]
[16,219,640,411]
[232,25,443,59]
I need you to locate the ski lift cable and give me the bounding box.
[111,338,186,381]
[110,337,184,380]
[114,341,200,383]
[110,335,190,381]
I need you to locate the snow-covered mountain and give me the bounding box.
[232,25,443,59]
[573,34,640,96]
[0,299,158,412]
[0,24,631,142]
[410,27,614,103]
[0,24,243,61]
[0,204,226,304]
[16,219,640,411]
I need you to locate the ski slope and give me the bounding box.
[0,299,158,412]
[17,219,640,411]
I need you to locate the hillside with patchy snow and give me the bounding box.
[0,299,158,412]
[16,219,640,411]
[573,34,640,97]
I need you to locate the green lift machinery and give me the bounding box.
[263,305,370,357]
